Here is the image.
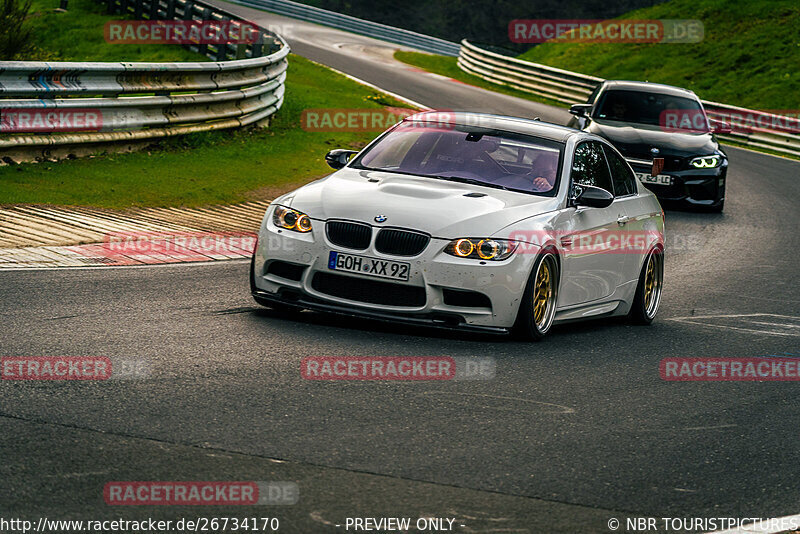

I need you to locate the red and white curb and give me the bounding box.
[0,231,256,269]
[0,200,271,249]
[0,200,272,269]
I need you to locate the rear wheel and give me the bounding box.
[629,247,663,324]
[514,251,559,340]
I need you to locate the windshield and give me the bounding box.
[351,122,564,195]
[594,89,708,130]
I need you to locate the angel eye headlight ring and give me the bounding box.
[454,239,474,257]
[477,239,500,260]
[273,206,312,233]
[445,238,518,261]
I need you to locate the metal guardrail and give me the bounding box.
[0,0,289,161]
[458,39,800,157]
[458,39,602,105]
[224,0,461,56]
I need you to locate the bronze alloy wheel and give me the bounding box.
[531,253,559,335]
[642,249,663,319]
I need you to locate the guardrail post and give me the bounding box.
[106,0,115,13]
[251,31,263,58]
[148,0,160,20]
[182,0,193,20]
[133,0,142,19]
[165,0,175,19]
[198,7,211,57]
[216,16,230,61]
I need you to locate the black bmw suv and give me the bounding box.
[567,80,727,211]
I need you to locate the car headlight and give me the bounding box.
[689,155,722,168]
[273,206,312,233]
[444,238,518,261]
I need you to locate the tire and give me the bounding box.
[629,247,664,325]
[514,251,559,340]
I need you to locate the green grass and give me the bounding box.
[26,0,202,61]
[518,0,800,110]
[393,50,563,108]
[0,0,414,208]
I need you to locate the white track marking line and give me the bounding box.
[668,320,797,337]
[667,313,800,337]
[670,313,799,320]
[751,321,800,329]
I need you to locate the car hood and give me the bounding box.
[278,168,560,238]
[587,119,719,160]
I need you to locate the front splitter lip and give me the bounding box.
[251,289,510,335]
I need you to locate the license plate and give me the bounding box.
[328,251,410,281]
[637,172,673,186]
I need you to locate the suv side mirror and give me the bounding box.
[708,118,732,134]
[325,149,358,169]
[573,184,614,208]
[569,104,592,117]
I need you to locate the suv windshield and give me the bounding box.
[351,122,564,195]
[594,89,708,131]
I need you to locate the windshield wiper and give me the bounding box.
[431,175,511,191]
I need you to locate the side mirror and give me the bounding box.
[325,149,357,169]
[569,104,592,117]
[573,184,614,209]
[709,118,732,134]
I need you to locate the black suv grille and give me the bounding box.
[375,229,430,256]
[312,272,426,307]
[326,221,372,250]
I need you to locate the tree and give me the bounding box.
[0,0,34,60]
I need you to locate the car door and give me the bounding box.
[557,140,628,308]
[601,142,644,285]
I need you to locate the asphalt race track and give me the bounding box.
[2,6,799,533]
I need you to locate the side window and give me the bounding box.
[602,144,637,197]
[571,141,613,193]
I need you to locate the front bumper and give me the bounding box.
[251,215,537,330]
[631,163,726,209]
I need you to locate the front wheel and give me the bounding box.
[514,251,559,340]
[629,247,664,325]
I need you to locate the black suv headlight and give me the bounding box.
[273,206,312,233]
[689,155,722,169]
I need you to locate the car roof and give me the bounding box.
[403,111,579,142]
[600,80,698,99]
